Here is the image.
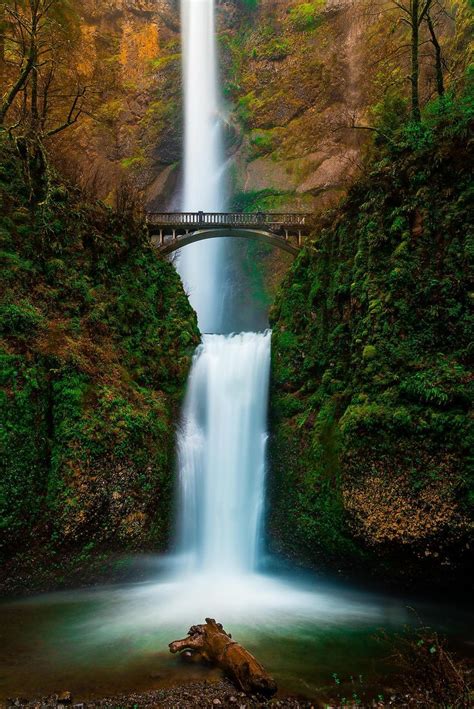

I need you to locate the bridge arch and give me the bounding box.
[154,228,300,257]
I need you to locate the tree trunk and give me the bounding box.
[426,12,445,97]
[169,618,277,697]
[411,0,421,121]
[30,49,39,132]
[0,3,5,91]
[0,46,35,125]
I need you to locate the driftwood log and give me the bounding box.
[169,618,277,697]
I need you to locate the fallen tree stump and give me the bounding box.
[169,618,277,697]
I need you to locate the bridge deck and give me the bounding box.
[147,211,312,230]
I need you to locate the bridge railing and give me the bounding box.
[146,211,312,228]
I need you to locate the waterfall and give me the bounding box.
[177,332,271,574]
[177,0,226,335]
[176,0,271,576]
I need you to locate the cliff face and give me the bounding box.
[52,0,469,315]
[58,0,467,215]
[268,105,473,589]
[0,138,199,593]
[52,0,182,208]
[45,1,358,211]
[218,0,366,213]
[57,0,367,211]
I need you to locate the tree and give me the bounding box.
[370,0,452,119]
[389,0,435,120]
[0,0,89,201]
[0,0,37,125]
[0,0,86,137]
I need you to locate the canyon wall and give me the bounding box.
[51,0,374,211]
[59,0,467,214]
[268,103,474,589]
[0,138,199,594]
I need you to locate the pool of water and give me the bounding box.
[0,564,472,704]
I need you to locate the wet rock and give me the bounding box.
[57,694,72,706]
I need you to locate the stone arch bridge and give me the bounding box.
[147,212,313,256]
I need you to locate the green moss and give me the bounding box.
[120,152,147,171]
[0,137,199,571]
[249,130,277,159]
[230,189,298,212]
[288,1,324,31]
[269,102,474,584]
[0,302,44,336]
[257,37,291,61]
[149,53,181,71]
[362,345,377,361]
[96,98,124,126]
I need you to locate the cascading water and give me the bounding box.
[176,0,271,576]
[177,0,226,334]
[177,332,271,574]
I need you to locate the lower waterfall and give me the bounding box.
[177,331,271,575]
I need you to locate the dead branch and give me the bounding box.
[169,618,277,697]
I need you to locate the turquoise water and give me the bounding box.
[0,565,472,704]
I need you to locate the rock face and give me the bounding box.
[51,0,467,316]
[53,0,182,208]
[268,115,473,589]
[54,0,465,215]
[49,0,373,211]
[220,0,367,212]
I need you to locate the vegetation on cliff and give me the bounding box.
[269,94,474,587]
[0,138,199,589]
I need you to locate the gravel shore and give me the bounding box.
[4,681,315,709]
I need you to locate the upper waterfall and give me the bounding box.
[177,0,227,334]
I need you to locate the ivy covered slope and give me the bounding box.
[269,102,473,589]
[0,140,199,590]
